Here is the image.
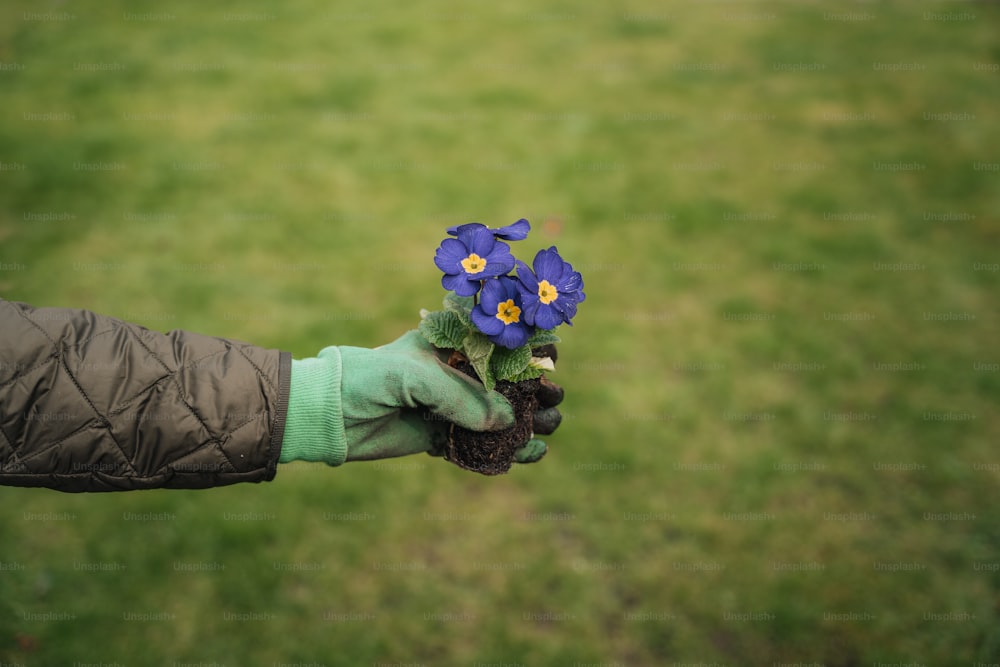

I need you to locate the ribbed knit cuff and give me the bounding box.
[279,348,347,466]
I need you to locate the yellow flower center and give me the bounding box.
[461,253,487,274]
[537,279,558,305]
[495,299,521,325]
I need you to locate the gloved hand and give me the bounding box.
[279,330,562,468]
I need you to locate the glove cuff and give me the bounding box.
[279,349,347,466]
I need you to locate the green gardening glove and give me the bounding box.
[279,330,554,467]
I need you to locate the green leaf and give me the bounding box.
[526,329,561,347]
[462,332,496,392]
[418,310,468,349]
[507,365,545,383]
[443,293,474,327]
[490,344,532,381]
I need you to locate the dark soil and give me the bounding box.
[445,357,541,475]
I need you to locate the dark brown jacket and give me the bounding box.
[0,300,290,492]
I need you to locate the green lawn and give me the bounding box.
[2,1,999,664]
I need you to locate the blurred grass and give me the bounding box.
[1,1,999,664]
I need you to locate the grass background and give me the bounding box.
[1,1,999,664]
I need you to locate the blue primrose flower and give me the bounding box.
[471,276,535,349]
[434,224,515,296]
[516,246,586,330]
[446,218,531,241]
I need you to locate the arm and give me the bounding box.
[1,300,557,493]
[0,299,289,492]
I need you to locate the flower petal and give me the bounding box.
[478,277,507,310]
[493,322,530,349]
[515,260,538,291]
[450,219,531,241]
[441,273,464,291]
[459,225,497,257]
[533,247,566,282]
[446,222,484,237]
[481,244,515,276]
[554,296,578,322]
[520,298,541,325]
[501,275,525,302]
[472,305,505,335]
[434,238,471,272]
[442,273,481,296]
[494,218,531,241]
[558,269,584,293]
[529,356,556,371]
[532,303,564,330]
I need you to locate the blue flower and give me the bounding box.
[471,276,534,349]
[515,246,585,330]
[447,218,531,241]
[434,224,516,296]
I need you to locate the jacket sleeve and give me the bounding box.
[0,299,291,492]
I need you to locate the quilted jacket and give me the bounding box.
[0,299,290,492]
